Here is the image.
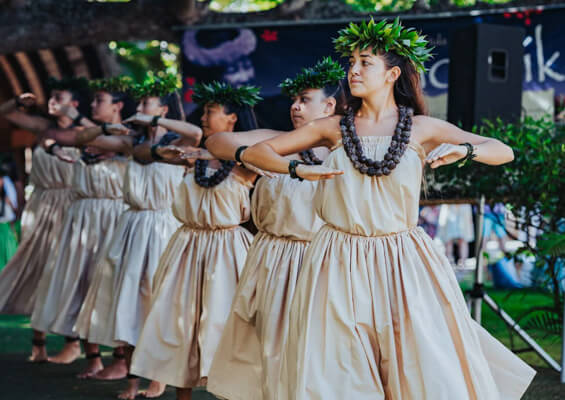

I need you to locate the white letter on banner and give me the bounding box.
[536,24,565,82]
[430,59,449,89]
[524,53,532,83]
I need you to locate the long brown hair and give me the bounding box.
[348,51,427,116]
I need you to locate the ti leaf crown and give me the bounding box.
[192,81,262,108]
[333,17,433,72]
[89,75,134,94]
[131,74,180,100]
[279,57,346,97]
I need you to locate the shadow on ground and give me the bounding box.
[1,354,217,399]
[1,353,564,399]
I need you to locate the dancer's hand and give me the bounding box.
[105,123,131,136]
[425,143,468,168]
[241,161,276,178]
[17,93,36,108]
[123,113,153,126]
[295,164,343,181]
[156,145,186,160]
[53,147,75,163]
[182,148,216,161]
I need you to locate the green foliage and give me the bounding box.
[108,41,180,85]
[279,57,346,97]
[89,75,134,94]
[209,0,283,12]
[192,81,263,107]
[345,0,416,12]
[538,232,565,259]
[130,74,181,100]
[429,116,565,311]
[428,117,564,227]
[334,17,433,72]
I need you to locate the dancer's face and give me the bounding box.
[290,88,336,129]
[137,96,167,117]
[347,48,399,98]
[48,90,77,117]
[200,103,237,138]
[91,91,123,123]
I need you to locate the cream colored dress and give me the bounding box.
[74,160,184,347]
[130,170,253,388]
[278,136,536,400]
[208,175,323,400]
[30,157,127,337]
[0,147,78,314]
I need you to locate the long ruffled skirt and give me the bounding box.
[208,231,308,400]
[279,225,536,400]
[131,225,252,388]
[0,188,74,314]
[30,197,125,336]
[75,208,180,347]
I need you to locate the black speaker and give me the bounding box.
[447,24,524,130]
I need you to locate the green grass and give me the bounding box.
[479,288,563,368]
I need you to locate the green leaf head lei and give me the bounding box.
[192,81,262,108]
[333,17,433,73]
[279,57,346,97]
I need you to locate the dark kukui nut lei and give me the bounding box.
[194,159,236,188]
[299,149,323,165]
[340,105,413,177]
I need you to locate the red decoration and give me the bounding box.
[185,76,196,86]
[261,29,278,42]
[184,88,194,103]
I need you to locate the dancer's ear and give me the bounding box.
[324,96,337,115]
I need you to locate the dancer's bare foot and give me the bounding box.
[28,338,48,363]
[48,339,81,364]
[77,353,104,379]
[92,357,128,380]
[140,381,166,398]
[118,376,140,399]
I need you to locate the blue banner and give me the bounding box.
[181,7,565,127]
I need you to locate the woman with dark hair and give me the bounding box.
[30,77,132,367]
[0,78,95,363]
[129,82,260,400]
[201,57,346,400]
[67,76,201,397]
[238,18,535,400]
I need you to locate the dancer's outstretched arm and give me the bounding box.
[124,113,203,147]
[132,136,195,165]
[241,116,343,181]
[414,116,514,168]
[45,123,134,161]
[1,94,51,135]
[204,129,280,161]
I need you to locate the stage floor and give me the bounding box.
[0,315,563,399]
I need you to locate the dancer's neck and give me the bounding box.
[358,91,397,122]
